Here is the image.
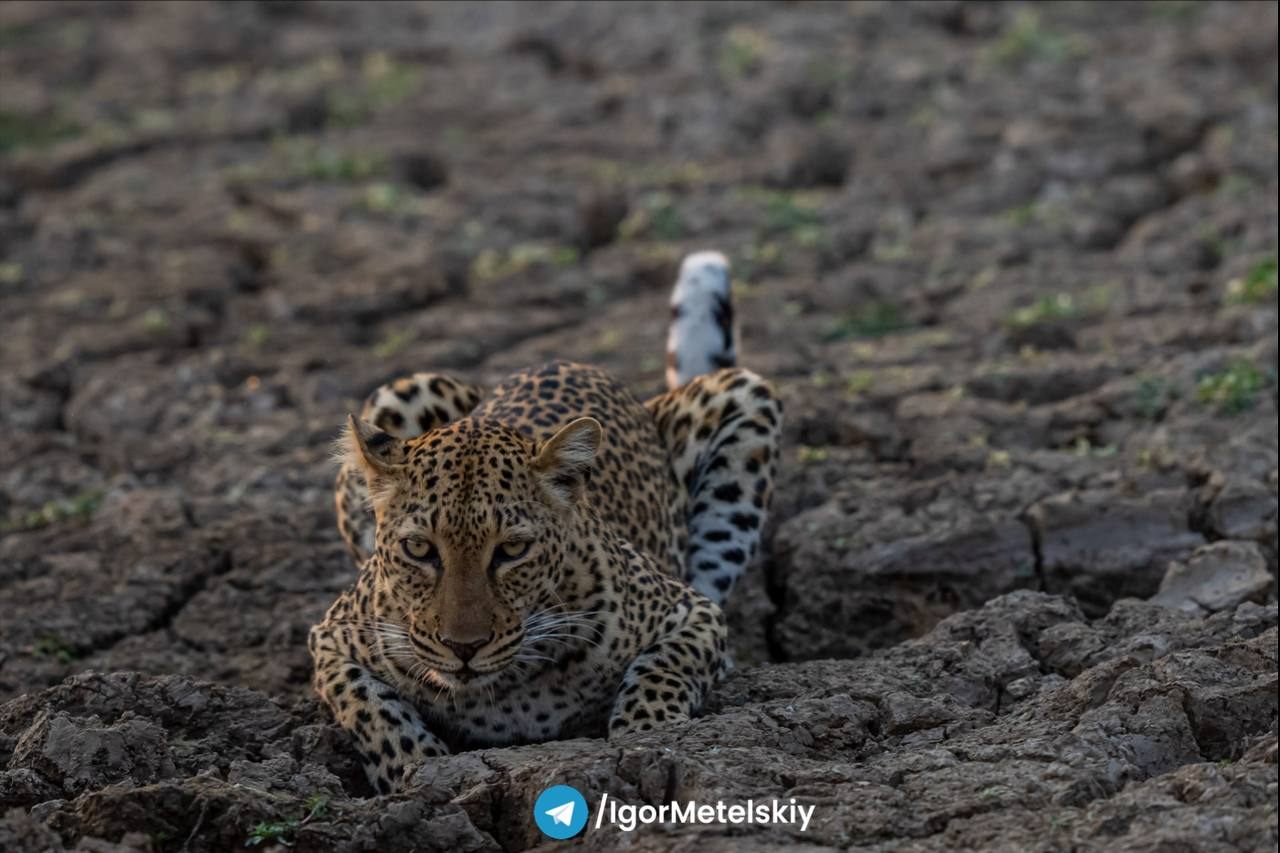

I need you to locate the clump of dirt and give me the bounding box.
[0,1,1276,850]
[1,593,1275,850]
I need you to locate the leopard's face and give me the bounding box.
[376,471,566,691]
[347,414,600,693]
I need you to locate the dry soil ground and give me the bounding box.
[0,2,1277,851]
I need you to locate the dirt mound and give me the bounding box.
[1,593,1274,850]
[1,0,1276,849]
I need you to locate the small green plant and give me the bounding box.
[244,324,271,347]
[470,242,580,283]
[138,307,171,333]
[1225,255,1277,305]
[362,53,420,108]
[822,303,911,342]
[589,328,621,361]
[987,9,1081,67]
[302,794,330,819]
[647,204,687,240]
[719,26,771,80]
[1135,375,1180,419]
[735,241,783,284]
[0,262,24,286]
[0,21,38,47]
[797,446,829,464]
[1000,198,1070,230]
[373,328,413,359]
[1070,437,1117,458]
[302,148,385,182]
[2,488,104,533]
[244,795,329,847]
[362,182,409,214]
[1081,283,1116,314]
[1136,444,1176,471]
[1195,359,1270,415]
[0,109,81,153]
[618,192,685,242]
[845,370,875,396]
[743,188,830,249]
[327,53,422,127]
[32,633,75,665]
[1001,202,1039,227]
[760,191,824,235]
[1215,173,1251,199]
[245,821,295,847]
[1006,293,1079,328]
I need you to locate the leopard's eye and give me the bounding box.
[401,538,437,563]
[496,540,529,561]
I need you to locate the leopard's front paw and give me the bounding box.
[393,753,438,791]
[359,725,450,795]
[607,680,692,739]
[310,651,451,796]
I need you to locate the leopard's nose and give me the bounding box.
[440,637,487,663]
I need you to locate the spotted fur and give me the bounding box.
[313,258,781,795]
[336,373,484,564]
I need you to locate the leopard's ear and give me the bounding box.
[533,417,601,507]
[339,414,408,491]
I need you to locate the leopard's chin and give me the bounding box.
[427,659,512,692]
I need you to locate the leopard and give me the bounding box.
[310,250,782,795]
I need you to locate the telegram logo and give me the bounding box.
[533,784,589,839]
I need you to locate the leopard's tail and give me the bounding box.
[665,251,736,390]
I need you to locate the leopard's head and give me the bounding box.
[342,413,600,691]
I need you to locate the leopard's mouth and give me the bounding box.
[403,633,517,690]
[445,664,484,683]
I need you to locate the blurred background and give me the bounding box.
[0,1,1276,702]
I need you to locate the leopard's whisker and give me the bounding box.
[522,614,596,627]
[514,652,555,663]
[526,631,602,649]
[324,618,412,634]
[523,607,601,627]
[523,617,591,633]
[519,617,599,637]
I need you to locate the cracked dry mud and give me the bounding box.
[0,2,1276,851]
